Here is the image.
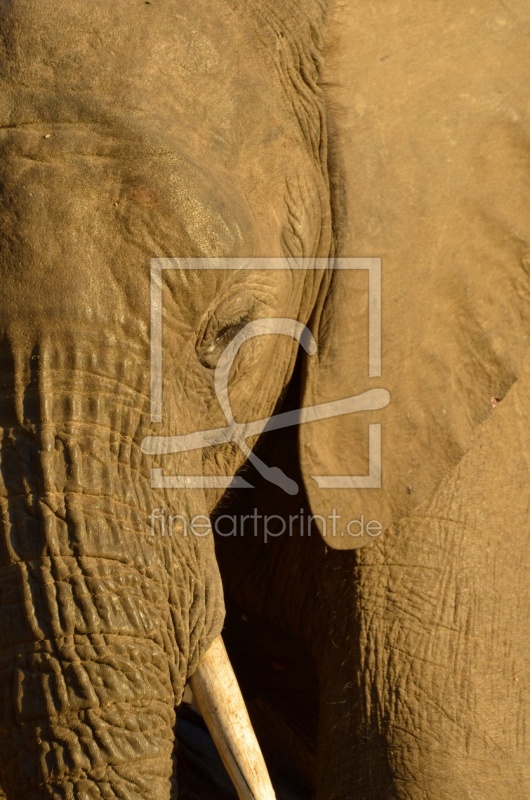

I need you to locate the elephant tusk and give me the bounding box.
[189,635,276,800]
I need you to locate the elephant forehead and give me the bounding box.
[0,0,274,150]
[0,0,328,265]
[0,1,244,175]
[0,0,233,105]
[0,124,256,337]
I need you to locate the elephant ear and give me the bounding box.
[298,262,392,550]
[299,0,530,551]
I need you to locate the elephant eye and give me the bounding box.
[198,318,248,368]
[196,293,255,369]
[213,319,248,347]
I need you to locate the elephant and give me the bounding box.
[0,0,529,799]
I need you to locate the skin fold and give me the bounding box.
[0,0,529,798]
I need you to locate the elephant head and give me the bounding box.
[0,0,377,796]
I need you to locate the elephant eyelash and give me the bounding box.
[213,319,248,346]
[198,316,250,366]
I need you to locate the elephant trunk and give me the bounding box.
[0,336,224,797]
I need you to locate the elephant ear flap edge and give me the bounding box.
[298,264,389,550]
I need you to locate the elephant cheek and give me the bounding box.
[0,338,224,797]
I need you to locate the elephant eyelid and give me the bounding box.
[197,315,250,366]
[214,318,248,345]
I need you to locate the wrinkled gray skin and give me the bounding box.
[1,0,530,799]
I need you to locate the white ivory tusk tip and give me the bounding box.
[189,635,276,800]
